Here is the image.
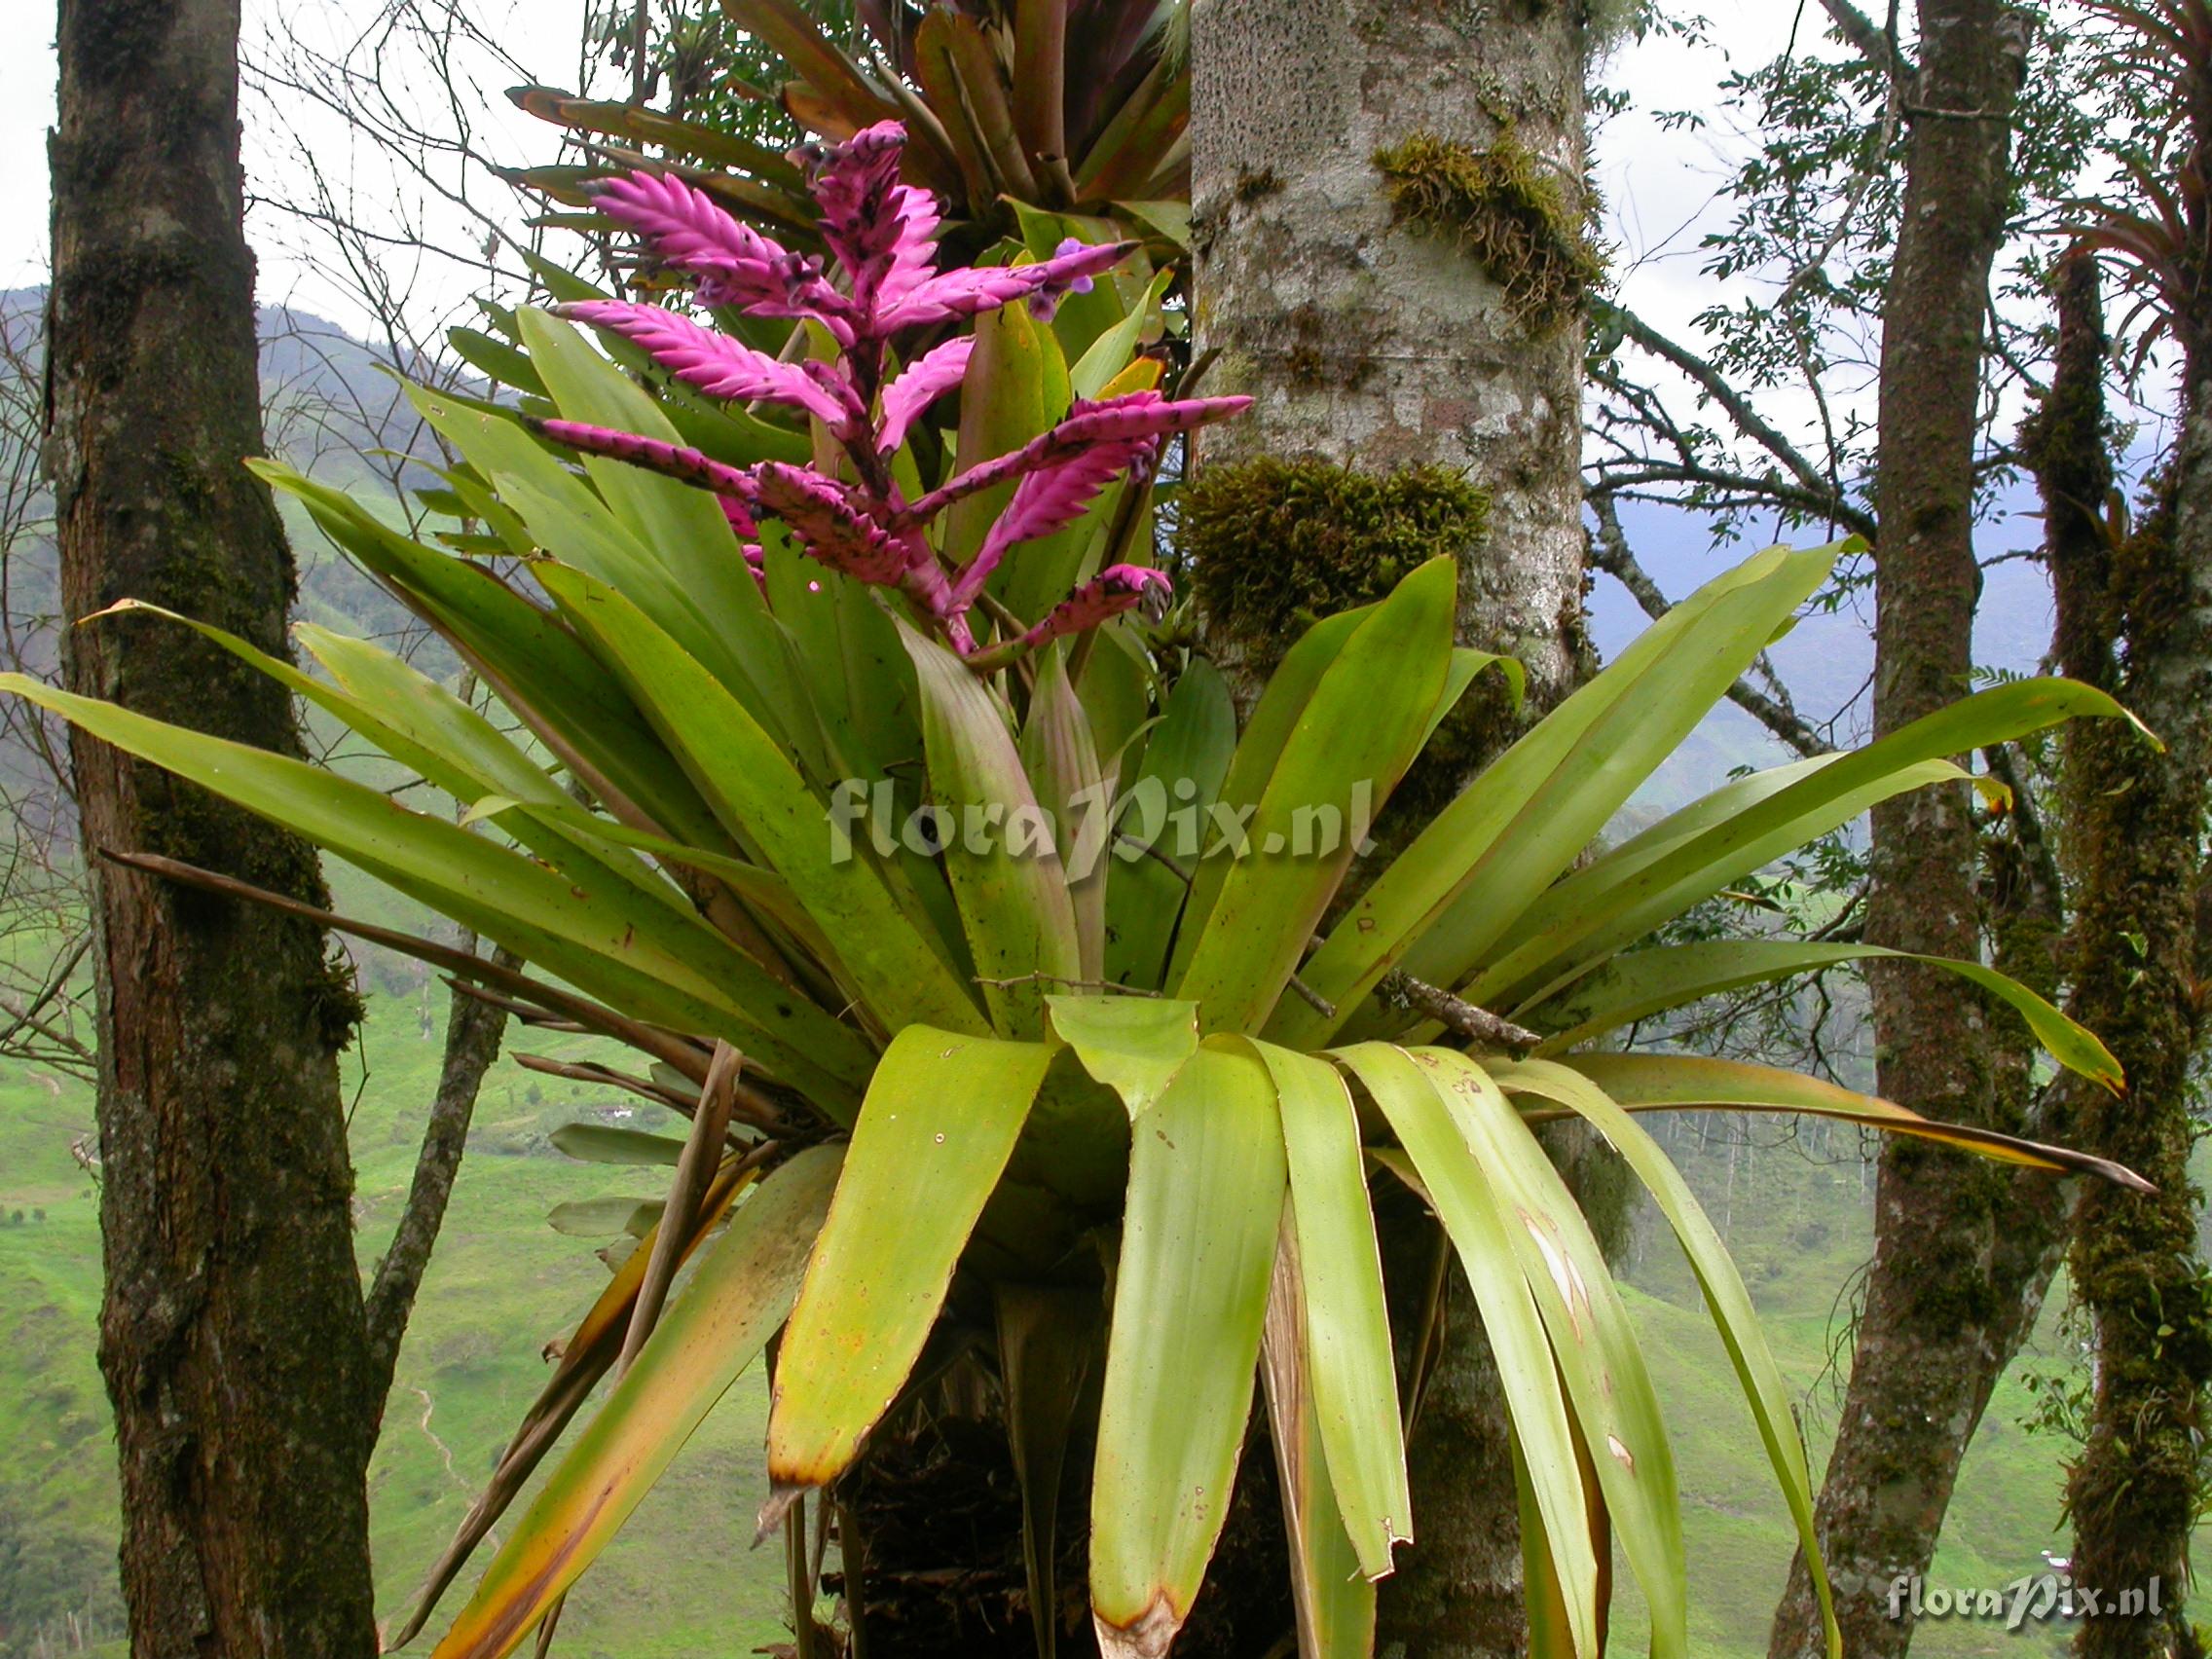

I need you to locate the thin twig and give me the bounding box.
[619,1043,742,1371]
[1376,970,1543,1053]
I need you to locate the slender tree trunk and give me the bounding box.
[2053,249,2212,1656]
[1192,7,1601,1653]
[44,0,380,1652]
[1767,8,2035,1656]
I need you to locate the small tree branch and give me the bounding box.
[1818,0,1906,79]
[1376,970,1543,1052]
[363,939,520,1427]
[1600,307,1877,540]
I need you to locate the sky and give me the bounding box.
[0,1,1808,340]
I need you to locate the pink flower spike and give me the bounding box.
[799,123,940,313]
[533,418,762,506]
[902,391,1254,528]
[876,337,974,453]
[1021,566,1173,651]
[591,170,792,280]
[753,462,913,587]
[875,240,1136,334]
[953,434,1151,608]
[555,301,861,432]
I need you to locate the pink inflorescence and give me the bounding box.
[535,120,1246,659]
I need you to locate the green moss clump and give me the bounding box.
[1185,457,1489,670]
[1372,127,1605,332]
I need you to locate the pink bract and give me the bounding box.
[539,121,1249,664]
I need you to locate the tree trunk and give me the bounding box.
[45,0,381,1652]
[1192,6,1601,1653]
[1767,8,2034,1657]
[2053,251,2212,1657]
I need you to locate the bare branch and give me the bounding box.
[1602,306,1877,540]
[363,936,520,1423]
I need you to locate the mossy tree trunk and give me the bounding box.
[45,0,381,1652]
[2050,207,2212,1659]
[1192,6,1603,1654]
[1766,8,2045,1656]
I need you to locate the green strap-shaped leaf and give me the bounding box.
[1166,604,1371,986]
[408,386,797,747]
[1104,657,1235,989]
[1333,1044,1602,1659]
[256,461,733,854]
[1420,646,1525,754]
[1513,1429,1588,1659]
[0,673,866,1104]
[540,564,985,1044]
[770,1028,1055,1491]
[1091,1042,1286,1659]
[1047,993,1199,1117]
[517,310,752,603]
[1469,677,2136,1012]
[431,1146,840,1659]
[1176,558,1456,1033]
[1493,1057,1841,1659]
[548,1124,688,1166]
[1526,939,2120,1089]
[943,297,1071,568]
[903,625,1082,1037]
[1279,543,1837,1048]
[1262,1225,1380,1659]
[1024,651,1115,978]
[1553,1053,2152,1190]
[519,309,833,777]
[1411,1049,1686,1656]
[1072,267,1175,400]
[1242,1038,1408,1580]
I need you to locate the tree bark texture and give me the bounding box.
[1193,6,1599,1654]
[45,0,380,1652]
[1768,8,2039,1656]
[1190,0,1593,728]
[2052,243,2212,1656]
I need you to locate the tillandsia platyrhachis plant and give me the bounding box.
[6,120,2153,1659]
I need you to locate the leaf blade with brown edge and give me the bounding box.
[1552,1052,2153,1191]
[387,1159,755,1650]
[1241,1037,1408,1581]
[1333,1044,1603,1658]
[1090,1041,1286,1658]
[1409,1048,1685,1656]
[1491,1056,1842,1659]
[1262,1216,1381,1658]
[429,1145,839,1659]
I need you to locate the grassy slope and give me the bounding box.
[0,979,793,1659]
